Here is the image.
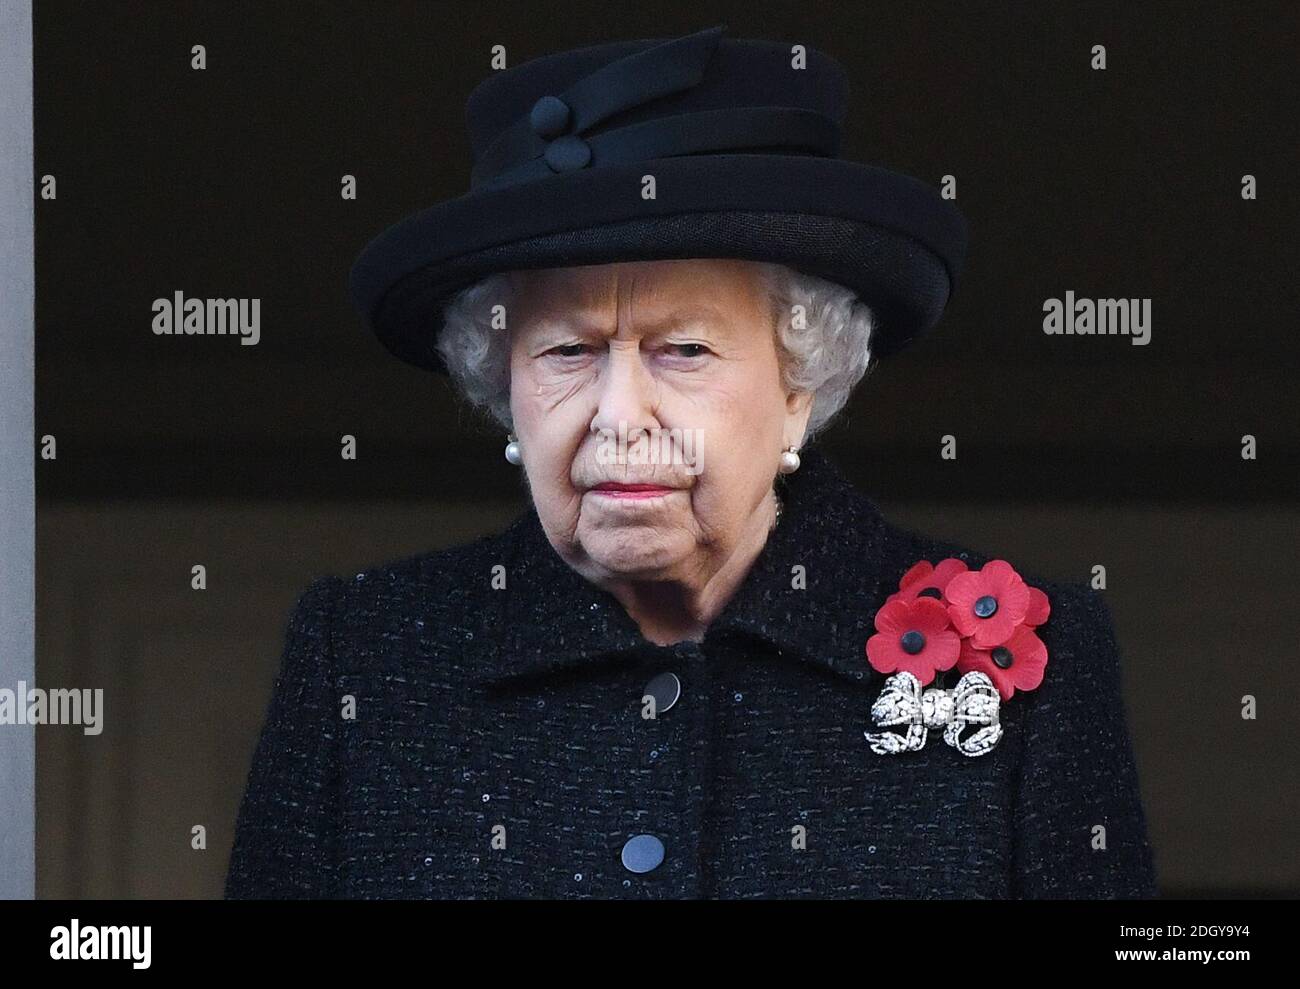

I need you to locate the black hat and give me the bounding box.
[348,24,968,375]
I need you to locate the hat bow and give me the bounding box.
[471,24,842,191]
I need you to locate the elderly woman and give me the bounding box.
[226,26,1157,899]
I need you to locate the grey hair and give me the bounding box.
[436,260,876,443]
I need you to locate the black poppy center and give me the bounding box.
[900,630,926,655]
[917,587,943,600]
[974,594,998,618]
[991,645,1014,669]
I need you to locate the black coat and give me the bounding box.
[225,445,1158,899]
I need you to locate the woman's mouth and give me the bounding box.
[589,482,678,500]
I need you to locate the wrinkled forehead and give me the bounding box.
[508,259,769,324]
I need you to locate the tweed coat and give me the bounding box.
[225,444,1159,899]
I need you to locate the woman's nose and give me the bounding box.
[589,342,660,438]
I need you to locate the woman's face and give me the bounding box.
[508,258,812,584]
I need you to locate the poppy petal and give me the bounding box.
[899,560,934,591]
[1025,587,1051,626]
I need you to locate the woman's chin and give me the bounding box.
[579,531,691,579]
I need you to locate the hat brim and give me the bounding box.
[348,153,968,374]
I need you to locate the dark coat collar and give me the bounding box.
[476,443,924,689]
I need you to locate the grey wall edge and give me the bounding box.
[0,0,35,899]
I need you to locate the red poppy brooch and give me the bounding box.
[863,558,1051,757]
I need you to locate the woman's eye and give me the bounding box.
[548,343,591,358]
[666,343,710,359]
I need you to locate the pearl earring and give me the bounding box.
[504,433,522,465]
[778,445,801,475]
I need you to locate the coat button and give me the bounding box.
[643,672,681,713]
[621,834,665,874]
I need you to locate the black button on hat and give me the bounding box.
[543,134,591,172]
[621,834,665,874]
[643,671,681,713]
[991,645,1014,669]
[529,95,570,137]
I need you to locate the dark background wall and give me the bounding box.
[34,0,1299,897]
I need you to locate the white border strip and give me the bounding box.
[0,0,35,899]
